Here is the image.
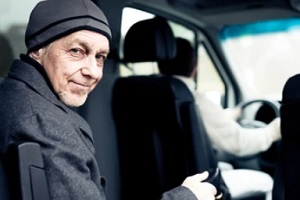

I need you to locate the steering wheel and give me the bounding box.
[236,99,280,128]
[233,99,281,176]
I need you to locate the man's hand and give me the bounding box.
[181,172,217,200]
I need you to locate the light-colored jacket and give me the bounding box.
[174,75,281,157]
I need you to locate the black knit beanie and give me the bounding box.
[25,0,112,53]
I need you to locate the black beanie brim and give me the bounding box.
[25,0,112,53]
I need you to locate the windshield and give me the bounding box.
[220,18,300,101]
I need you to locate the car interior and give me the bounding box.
[2,0,300,199]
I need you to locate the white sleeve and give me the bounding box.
[193,92,281,157]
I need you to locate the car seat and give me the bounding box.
[272,73,300,200]
[0,142,50,200]
[112,17,269,200]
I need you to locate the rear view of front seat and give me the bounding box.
[273,73,300,200]
[112,17,231,200]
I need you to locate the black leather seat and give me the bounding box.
[112,17,231,200]
[273,73,300,200]
[113,75,228,199]
[0,142,50,200]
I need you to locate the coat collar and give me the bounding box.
[7,55,94,142]
[9,55,67,111]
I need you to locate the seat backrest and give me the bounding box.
[113,75,223,199]
[112,17,229,200]
[273,73,300,200]
[0,142,50,200]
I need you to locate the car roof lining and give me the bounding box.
[129,0,300,28]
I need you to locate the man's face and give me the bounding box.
[35,30,110,107]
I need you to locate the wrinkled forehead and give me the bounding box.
[56,30,110,53]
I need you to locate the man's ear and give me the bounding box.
[29,49,46,66]
[28,49,46,64]
[29,49,41,59]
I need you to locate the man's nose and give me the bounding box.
[82,56,102,79]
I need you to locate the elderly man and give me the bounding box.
[0,0,216,199]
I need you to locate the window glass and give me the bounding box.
[197,43,225,105]
[220,18,300,101]
[0,0,41,77]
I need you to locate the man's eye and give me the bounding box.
[96,54,107,66]
[70,48,85,58]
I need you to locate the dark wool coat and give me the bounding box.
[0,55,197,200]
[0,56,106,200]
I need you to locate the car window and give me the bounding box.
[197,43,225,105]
[0,0,41,77]
[220,18,300,101]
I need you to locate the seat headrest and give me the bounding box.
[282,74,300,104]
[123,17,176,63]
